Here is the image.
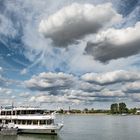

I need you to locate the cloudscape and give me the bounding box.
[0,0,140,109]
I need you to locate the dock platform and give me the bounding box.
[0,127,18,135]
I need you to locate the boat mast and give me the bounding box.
[11,102,14,123]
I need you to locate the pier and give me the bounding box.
[0,127,18,135]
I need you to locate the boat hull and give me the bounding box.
[15,124,63,135]
[19,128,58,134]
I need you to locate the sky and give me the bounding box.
[0,0,140,109]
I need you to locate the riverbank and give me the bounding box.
[58,112,140,116]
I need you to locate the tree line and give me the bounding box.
[110,102,136,114]
[57,102,138,114]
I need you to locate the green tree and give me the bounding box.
[83,108,88,113]
[129,108,137,114]
[58,109,64,114]
[132,108,137,114]
[110,103,118,114]
[119,102,128,114]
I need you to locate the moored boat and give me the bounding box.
[0,106,63,135]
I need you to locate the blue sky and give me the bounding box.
[0,0,140,109]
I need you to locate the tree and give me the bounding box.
[83,108,88,113]
[110,103,118,114]
[119,102,128,114]
[129,108,136,114]
[58,109,64,114]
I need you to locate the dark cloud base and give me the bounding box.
[85,37,140,63]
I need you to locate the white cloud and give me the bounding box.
[39,3,122,46]
[24,71,130,104]
[0,67,3,73]
[1,0,140,106]
[19,92,30,98]
[25,72,76,91]
[85,22,140,62]
[67,89,125,98]
[0,14,17,37]
[2,0,138,76]
[29,94,73,104]
[129,93,140,102]
[123,81,140,93]
[20,68,28,75]
[0,98,13,105]
[0,87,12,95]
[81,70,140,85]
[99,89,125,97]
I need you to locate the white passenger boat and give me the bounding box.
[0,106,63,134]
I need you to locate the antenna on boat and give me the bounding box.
[11,101,14,123]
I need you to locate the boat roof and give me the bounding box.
[0,114,55,120]
[0,106,47,111]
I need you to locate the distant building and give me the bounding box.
[136,109,140,114]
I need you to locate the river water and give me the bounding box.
[0,115,140,140]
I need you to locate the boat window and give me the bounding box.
[40,120,46,125]
[27,120,31,125]
[2,120,5,123]
[51,130,55,133]
[26,110,30,114]
[40,110,44,114]
[1,111,5,115]
[33,120,38,125]
[47,119,53,125]
[22,120,26,125]
[18,120,21,124]
[5,120,10,124]
[14,120,16,124]
[21,110,24,114]
[17,110,20,115]
[13,111,15,115]
[7,111,11,115]
[30,110,35,114]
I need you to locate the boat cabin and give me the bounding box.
[0,107,46,116]
[1,119,54,125]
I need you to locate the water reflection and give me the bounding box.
[0,134,62,140]
[0,135,17,140]
[19,134,62,140]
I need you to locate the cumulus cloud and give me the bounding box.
[85,22,140,63]
[39,3,122,46]
[78,82,102,92]
[81,70,140,85]
[0,87,12,95]
[99,89,125,97]
[25,71,104,94]
[1,0,140,107]
[0,98,13,105]
[19,92,30,98]
[24,71,129,104]
[129,93,140,102]
[29,94,77,104]
[123,81,140,93]
[25,72,76,91]
[28,89,124,105]
[67,89,125,98]
[65,89,125,103]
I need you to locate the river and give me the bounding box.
[0,114,140,140]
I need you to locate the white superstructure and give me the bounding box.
[0,106,63,134]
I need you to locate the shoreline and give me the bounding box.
[59,113,139,116]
